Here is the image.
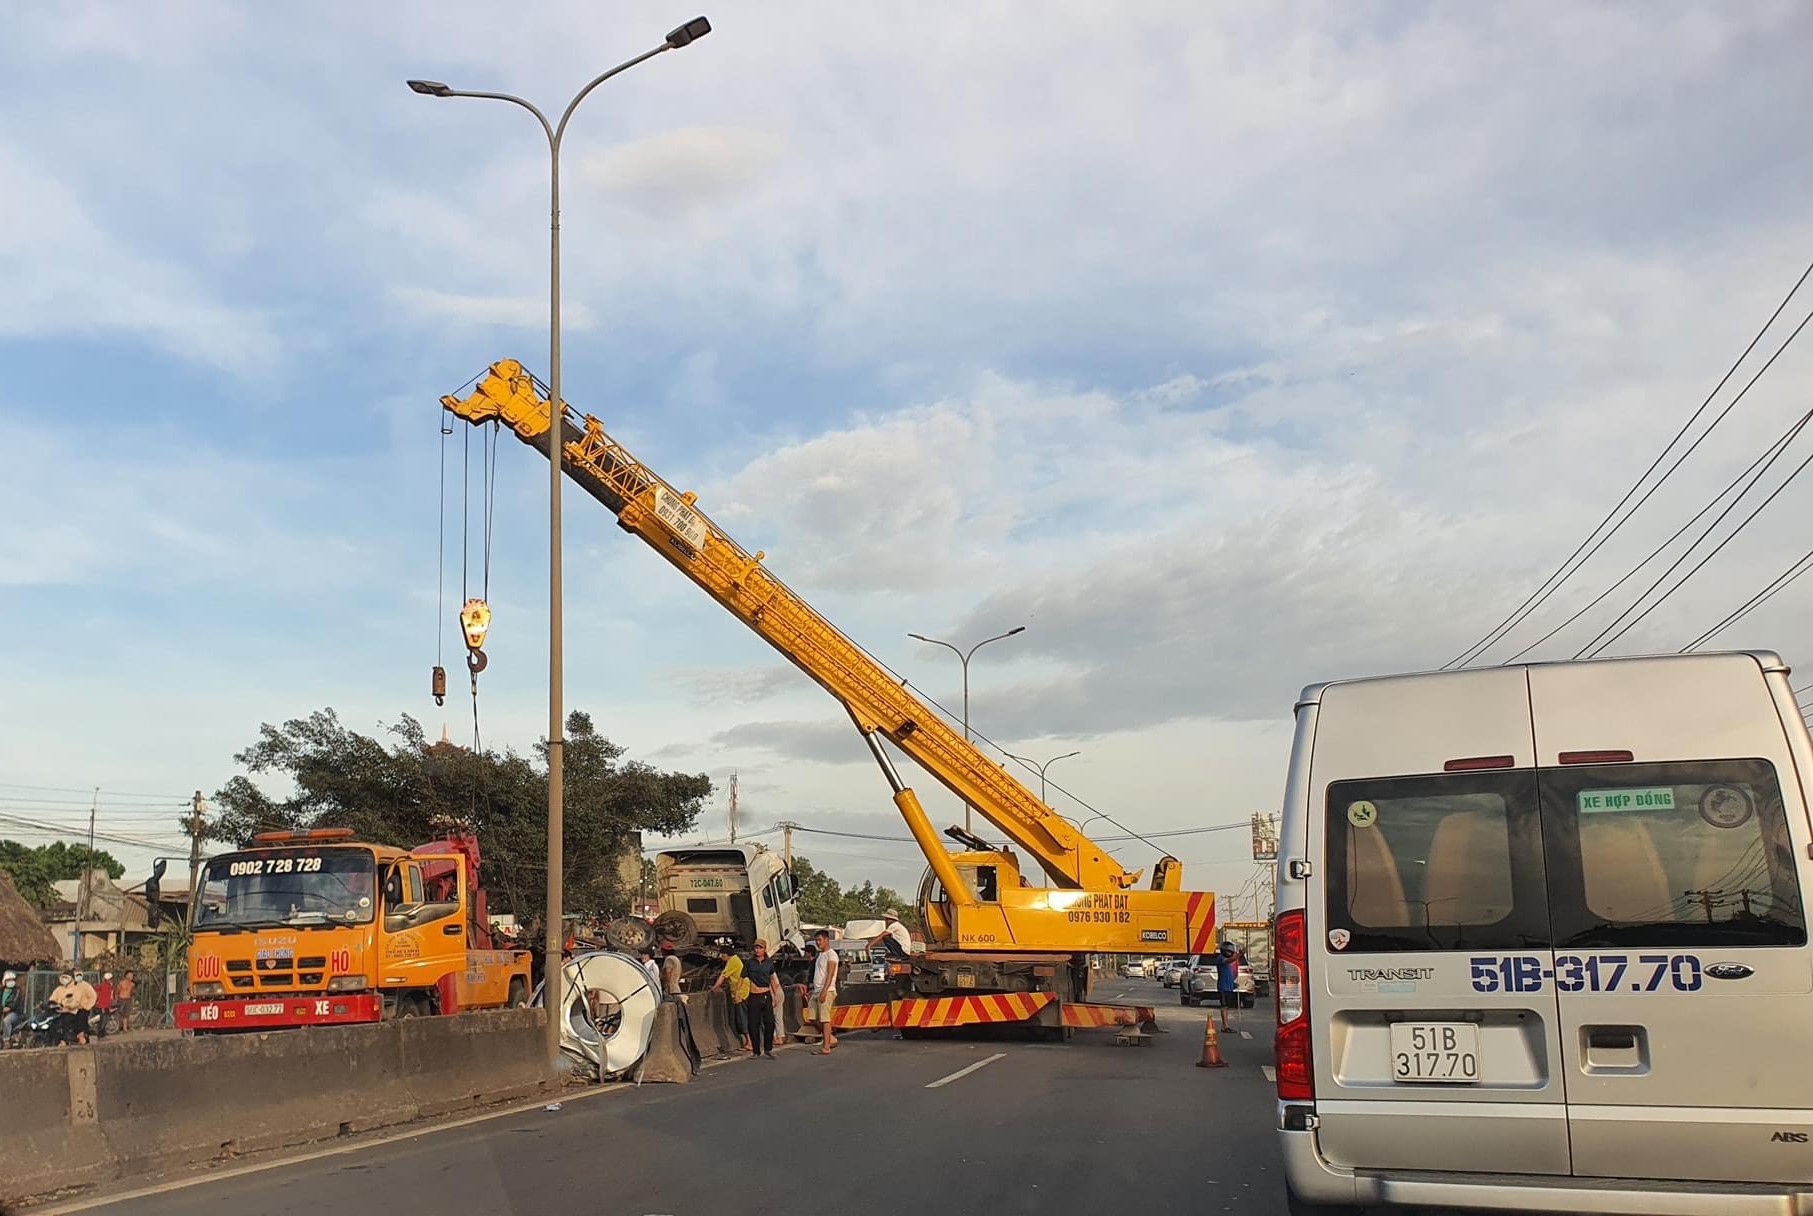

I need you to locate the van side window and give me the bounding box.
[1539,758,1807,948]
[1325,773,1551,952]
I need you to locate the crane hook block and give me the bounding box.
[432,664,447,706]
[466,648,488,675]
[459,598,492,650]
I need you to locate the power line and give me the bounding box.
[1505,393,1813,662]
[1681,544,1813,652]
[1443,260,1813,669]
[1578,425,1813,657]
[0,783,190,802]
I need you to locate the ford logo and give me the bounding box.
[1705,962,1754,981]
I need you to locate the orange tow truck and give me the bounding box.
[176,825,531,1031]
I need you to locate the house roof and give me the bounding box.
[0,872,60,966]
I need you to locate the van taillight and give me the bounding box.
[1443,755,1514,771]
[1274,907,1312,1101]
[1558,749,1634,765]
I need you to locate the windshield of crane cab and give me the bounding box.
[197,848,377,928]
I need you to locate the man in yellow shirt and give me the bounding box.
[712,949,754,1054]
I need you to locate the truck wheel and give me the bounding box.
[396,994,427,1019]
[603,918,654,952]
[651,909,698,950]
[507,979,529,1008]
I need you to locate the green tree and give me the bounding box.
[207,707,710,923]
[0,839,126,908]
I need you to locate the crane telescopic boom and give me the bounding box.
[443,360,1213,960]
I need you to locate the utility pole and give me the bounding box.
[75,786,98,967]
[188,791,205,915]
[1685,888,1721,924]
[727,772,739,845]
[780,821,796,866]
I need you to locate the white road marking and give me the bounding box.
[1260,1065,1276,1082]
[925,1051,1008,1089]
[1239,1030,1252,1040]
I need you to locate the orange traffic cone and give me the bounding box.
[1195,1012,1228,1069]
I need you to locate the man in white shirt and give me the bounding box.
[638,946,663,995]
[811,928,839,1055]
[869,909,913,960]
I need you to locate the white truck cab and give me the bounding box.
[1276,651,1813,1214]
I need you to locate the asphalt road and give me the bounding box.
[59,978,1290,1216]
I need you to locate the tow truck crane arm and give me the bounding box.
[444,360,1159,895]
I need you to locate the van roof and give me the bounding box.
[1294,649,1785,711]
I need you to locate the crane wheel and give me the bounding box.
[507,978,529,1008]
[603,917,656,952]
[652,909,698,950]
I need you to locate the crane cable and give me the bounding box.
[1443,258,1813,670]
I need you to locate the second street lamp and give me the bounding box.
[407,16,711,1068]
[1004,749,1081,804]
[907,625,1025,832]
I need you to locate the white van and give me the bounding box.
[1275,651,1813,1214]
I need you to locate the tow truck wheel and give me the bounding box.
[507,978,529,1008]
[396,994,427,1019]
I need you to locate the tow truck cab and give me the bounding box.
[179,829,528,1030]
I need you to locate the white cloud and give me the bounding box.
[391,286,596,331]
[0,141,279,373]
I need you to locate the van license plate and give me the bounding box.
[1390,1021,1479,1083]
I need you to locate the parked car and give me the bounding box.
[1183,957,1256,1008]
[1160,960,1190,988]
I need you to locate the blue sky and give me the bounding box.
[3,1,1812,903]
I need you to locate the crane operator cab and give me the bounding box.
[1275,651,1813,1215]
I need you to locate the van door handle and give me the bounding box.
[1587,1028,1638,1050]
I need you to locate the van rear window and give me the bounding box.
[1540,759,1806,949]
[1324,772,1551,953]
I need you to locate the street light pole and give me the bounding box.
[907,625,1025,832]
[407,16,711,1069]
[1003,750,1081,803]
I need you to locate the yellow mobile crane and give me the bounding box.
[443,360,1216,1034]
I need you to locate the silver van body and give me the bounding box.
[1275,651,1813,1214]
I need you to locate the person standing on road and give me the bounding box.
[114,970,136,1033]
[660,947,684,1001]
[1,971,22,1046]
[867,909,912,960]
[742,939,783,1059]
[1216,941,1239,1031]
[712,949,754,1053]
[638,946,663,995]
[94,972,114,1038]
[810,928,839,1055]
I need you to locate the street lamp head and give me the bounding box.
[407,79,453,97]
[907,632,932,643]
[665,16,712,48]
[1007,625,1027,637]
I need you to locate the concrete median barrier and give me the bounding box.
[679,990,732,1057]
[0,1008,554,1206]
[635,1000,700,1083]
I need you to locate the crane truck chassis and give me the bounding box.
[444,361,1213,1034]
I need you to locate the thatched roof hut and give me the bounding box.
[0,871,59,968]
